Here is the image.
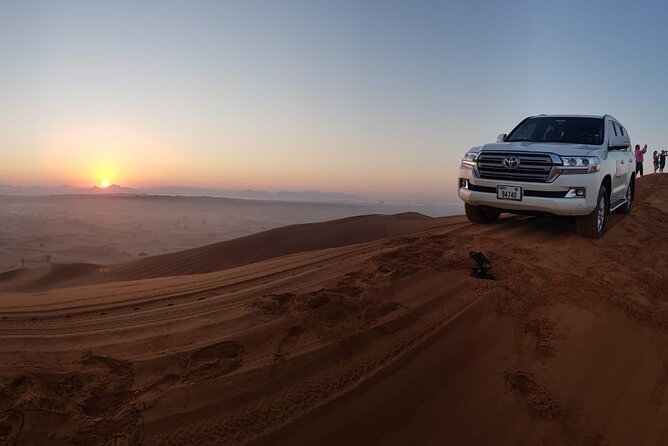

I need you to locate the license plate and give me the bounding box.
[497,185,522,201]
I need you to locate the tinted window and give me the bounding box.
[611,122,619,136]
[507,121,537,141]
[506,117,604,145]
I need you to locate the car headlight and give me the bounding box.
[461,152,479,167]
[559,156,600,173]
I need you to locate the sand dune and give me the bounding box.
[0,175,667,445]
[110,212,444,281]
[0,193,460,273]
[0,212,446,291]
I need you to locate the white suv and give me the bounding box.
[458,115,635,238]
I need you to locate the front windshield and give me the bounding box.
[505,117,604,145]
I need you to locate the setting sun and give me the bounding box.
[100,179,110,188]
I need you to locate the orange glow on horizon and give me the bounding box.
[35,121,444,197]
[43,122,181,188]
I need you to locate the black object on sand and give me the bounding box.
[470,251,494,280]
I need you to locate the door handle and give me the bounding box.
[620,160,625,164]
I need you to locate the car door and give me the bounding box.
[606,120,628,201]
[619,126,635,181]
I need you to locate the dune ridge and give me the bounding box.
[0,175,666,445]
[110,212,441,280]
[0,212,448,291]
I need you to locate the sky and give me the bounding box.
[1,0,667,200]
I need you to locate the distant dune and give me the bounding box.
[111,212,442,280]
[0,193,461,273]
[0,183,366,203]
[0,212,448,290]
[0,175,666,445]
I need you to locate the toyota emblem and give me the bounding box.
[502,155,520,170]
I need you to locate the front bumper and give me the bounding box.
[457,166,600,216]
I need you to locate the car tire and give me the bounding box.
[576,186,608,239]
[618,178,634,214]
[465,204,500,224]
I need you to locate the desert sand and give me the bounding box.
[0,174,667,446]
[0,194,459,273]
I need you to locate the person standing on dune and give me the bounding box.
[654,151,660,174]
[660,150,667,173]
[634,144,648,176]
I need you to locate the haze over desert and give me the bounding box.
[0,192,458,273]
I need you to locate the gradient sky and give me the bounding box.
[1,0,667,200]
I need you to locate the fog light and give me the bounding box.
[459,178,468,189]
[565,187,586,198]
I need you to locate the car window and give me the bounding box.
[610,122,618,136]
[509,121,537,141]
[506,117,604,145]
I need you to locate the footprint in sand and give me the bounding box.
[184,341,245,379]
[505,371,561,420]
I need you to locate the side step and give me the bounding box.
[609,198,628,212]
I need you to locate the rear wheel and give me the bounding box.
[576,186,608,239]
[619,178,634,214]
[465,204,500,224]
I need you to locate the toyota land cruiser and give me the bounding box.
[458,115,635,238]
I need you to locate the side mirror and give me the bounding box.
[496,133,507,143]
[609,135,630,150]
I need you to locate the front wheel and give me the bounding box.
[576,186,608,239]
[618,179,634,214]
[465,204,500,224]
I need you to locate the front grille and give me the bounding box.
[477,152,554,183]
